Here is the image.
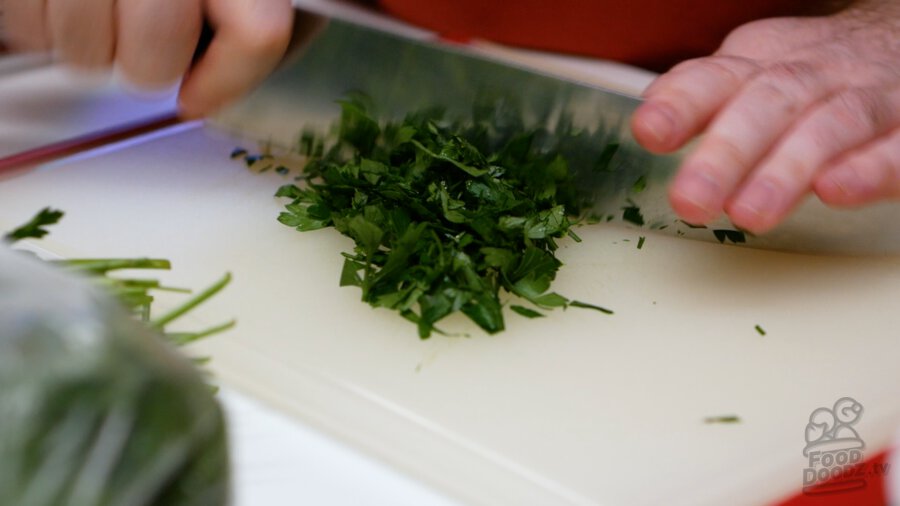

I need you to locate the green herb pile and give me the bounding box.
[268,98,613,338]
[4,208,234,350]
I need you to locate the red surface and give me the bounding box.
[380,0,813,71]
[776,450,890,506]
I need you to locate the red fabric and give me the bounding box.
[379,0,812,70]
[776,450,890,506]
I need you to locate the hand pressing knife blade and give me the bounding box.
[208,3,900,256]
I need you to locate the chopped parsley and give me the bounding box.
[631,175,647,193]
[713,229,747,244]
[268,98,615,338]
[621,201,645,227]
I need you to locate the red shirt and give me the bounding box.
[379,1,819,70]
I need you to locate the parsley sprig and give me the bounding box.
[4,208,234,350]
[272,99,613,338]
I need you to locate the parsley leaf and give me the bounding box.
[3,207,64,243]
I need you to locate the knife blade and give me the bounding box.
[211,5,900,256]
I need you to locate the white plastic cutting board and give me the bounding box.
[3,123,900,505]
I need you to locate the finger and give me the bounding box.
[46,0,114,68]
[668,61,833,225]
[177,0,294,118]
[116,0,203,88]
[4,0,50,51]
[632,56,760,153]
[814,128,900,207]
[726,87,900,233]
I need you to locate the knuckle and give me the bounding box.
[669,56,752,86]
[757,61,820,89]
[746,81,803,117]
[666,57,704,75]
[58,42,114,69]
[696,58,750,87]
[116,60,175,88]
[773,155,812,188]
[720,18,801,55]
[721,20,768,49]
[830,88,886,132]
[69,54,114,70]
[740,62,824,113]
[233,21,292,55]
[705,134,753,171]
[724,21,757,41]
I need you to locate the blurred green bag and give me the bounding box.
[0,247,230,506]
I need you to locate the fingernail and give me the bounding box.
[732,180,784,227]
[671,169,722,222]
[637,103,676,146]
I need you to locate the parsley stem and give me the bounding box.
[152,272,232,329]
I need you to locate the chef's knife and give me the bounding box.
[210,4,900,255]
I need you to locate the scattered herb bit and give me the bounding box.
[679,220,707,229]
[275,166,290,176]
[672,221,749,245]
[243,154,274,167]
[621,201,645,227]
[3,207,64,243]
[593,142,619,172]
[637,236,646,249]
[230,147,248,159]
[569,300,614,314]
[270,98,614,338]
[755,324,766,336]
[704,415,741,424]
[713,229,747,244]
[631,175,647,193]
[510,305,545,318]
